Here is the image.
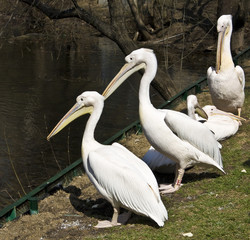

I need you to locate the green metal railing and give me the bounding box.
[0,46,249,227]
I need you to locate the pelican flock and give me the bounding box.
[142,92,244,175]
[103,48,225,193]
[47,91,168,228]
[46,14,246,229]
[187,95,244,141]
[207,15,245,116]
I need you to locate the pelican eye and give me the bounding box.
[77,96,84,103]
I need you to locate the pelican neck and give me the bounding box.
[83,101,103,143]
[139,61,157,107]
[187,106,195,119]
[220,27,234,70]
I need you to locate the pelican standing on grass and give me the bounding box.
[207,15,245,116]
[47,91,168,228]
[142,93,245,174]
[103,48,225,193]
[187,95,245,141]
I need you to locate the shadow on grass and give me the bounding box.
[63,185,113,220]
[62,185,159,228]
[154,170,221,185]
[243,159,250,167]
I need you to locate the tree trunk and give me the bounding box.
[113,33,176,99]
[108,0,177,98]
[127,0,153,40]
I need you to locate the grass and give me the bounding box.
[82,88,250,240]
[1,90,248,240]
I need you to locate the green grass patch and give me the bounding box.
[82,88,250,240]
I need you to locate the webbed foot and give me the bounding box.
[95,220,121,228]
[159,183,182,194]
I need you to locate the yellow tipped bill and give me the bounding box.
[47,103,93,141]
[210,112,246,121]
[216,29,225,73]
[102,62,146,99]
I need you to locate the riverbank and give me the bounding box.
[0,2,249,239]
[0,86,249,239]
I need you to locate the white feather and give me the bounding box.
[104,48,225,192]
[77,92,168,226]
[207,15,245,113]
[187,95,241,141]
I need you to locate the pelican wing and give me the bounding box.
[164,110,222,167]
[142,146,176,174]
[204,118,239,141]
[111,142,159,190]
[235,65,245,90]
[87,145,168,225]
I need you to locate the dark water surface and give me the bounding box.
[0,32,163,209]
[0,30,248,210]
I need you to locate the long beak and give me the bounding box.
[216,30,225,73]
[102,62,146,99]
[47,103,93,140]
[210,112,246,121]
[195,106,208,119]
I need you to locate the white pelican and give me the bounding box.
[207,14,245,116]
[187,95,245,141]
[47,91,168,228]
[142,92,244,174]
[103,48,225,193]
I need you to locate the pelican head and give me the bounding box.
[187,95,208,119]
[217,15,232,33]
[202,105,246,121]
[102,48,157,99]
[216,14,233,73]
[46,91,103,140]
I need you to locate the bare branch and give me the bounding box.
[20,0,78,19]
[19,0,114,39]
[127,0,153,40]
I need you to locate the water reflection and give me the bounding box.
[0,32,163,209]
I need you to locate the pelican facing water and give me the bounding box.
[187,95,244,141]
[47,91,168,228]
[103,48,225,193]
[207,15,245,116]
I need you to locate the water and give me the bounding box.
[0,30,248,210]
[0,32,164,209]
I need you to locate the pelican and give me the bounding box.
[47,91,168,228]
[103,48,225,193]
[187,95,245,141]
[142,93,244,174]
[207,15,245,116]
